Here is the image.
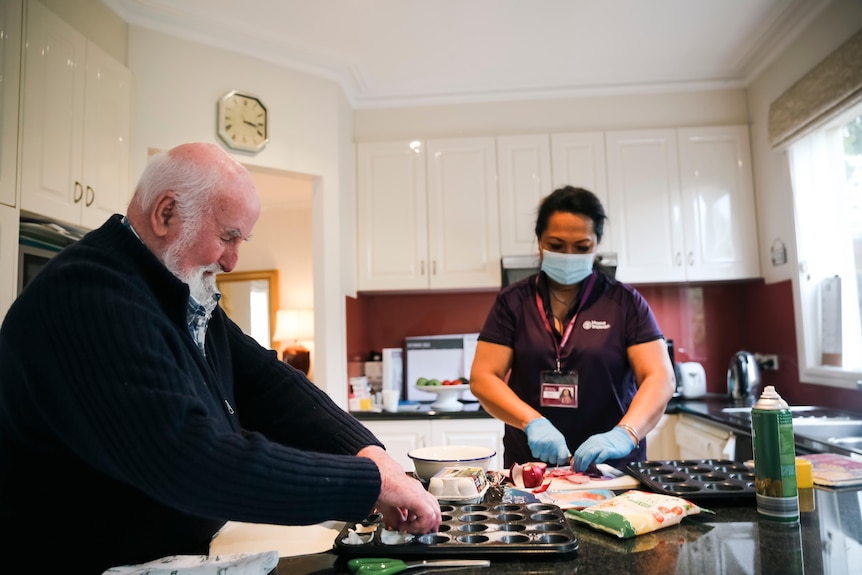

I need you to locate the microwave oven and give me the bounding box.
[17,243,60,295]
[17,219,85,295]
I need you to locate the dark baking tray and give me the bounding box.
[627,459,755,501]
[333,502,578,558]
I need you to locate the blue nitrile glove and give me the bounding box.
[572,426,637,472]
[525,417,570,466]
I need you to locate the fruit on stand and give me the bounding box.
[416,377,442,386]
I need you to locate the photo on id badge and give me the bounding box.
[540,371,578,408]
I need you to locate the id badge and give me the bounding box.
[539,370,578,408]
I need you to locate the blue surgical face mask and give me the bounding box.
[541,250,595,285]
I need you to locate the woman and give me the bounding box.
[470,186,675,471]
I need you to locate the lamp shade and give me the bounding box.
[273,309,314,343]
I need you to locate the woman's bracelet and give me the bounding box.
[618,423,641,445]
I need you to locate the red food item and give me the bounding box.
[510,462,548,488]
[532,480,552,493]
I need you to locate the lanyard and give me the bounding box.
[535,271,597,372]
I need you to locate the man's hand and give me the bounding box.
[572,426,636,471]
[525,417,570,466]
[358,446,442,534]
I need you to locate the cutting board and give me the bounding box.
[508,463,641,491]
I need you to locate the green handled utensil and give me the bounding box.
[347,557,490,575]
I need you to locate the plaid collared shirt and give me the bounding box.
[187,291,220,356]
[122,216,219,356]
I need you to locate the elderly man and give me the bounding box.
[0,143,440,573]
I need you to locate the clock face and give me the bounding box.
[217,91,268,152]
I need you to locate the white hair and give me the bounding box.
[132,145,227,223]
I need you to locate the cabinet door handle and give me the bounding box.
[85,186,95,207]
[73,181,84,204]
[687,252,694,266]
[675,252,682,267]
[420,260,425,275]
[432,260,437,275]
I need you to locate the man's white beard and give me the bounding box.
[183,266,220,304]
[163,227,221,304]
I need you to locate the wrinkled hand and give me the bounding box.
[572,426,636,472]
[358,446,441,534]
[525,417,570,466]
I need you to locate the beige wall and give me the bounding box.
[354,89,749,140]
[127,25,353,405]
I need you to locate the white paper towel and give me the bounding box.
[210,521,345,558]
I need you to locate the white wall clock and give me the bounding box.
[217,91,268,153]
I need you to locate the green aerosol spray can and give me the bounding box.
[751,386,799,524]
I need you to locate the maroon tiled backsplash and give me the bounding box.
[346,279,858,410]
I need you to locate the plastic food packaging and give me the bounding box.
[565,490,712,539]
[427,466,488,503]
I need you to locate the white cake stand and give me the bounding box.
[414,384,468,412]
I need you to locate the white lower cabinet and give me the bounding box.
[360,417,505,473]
[675,413,738,460]
[645,413,679,460]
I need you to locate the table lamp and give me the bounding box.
[273,308,314,374]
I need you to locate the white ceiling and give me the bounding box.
[104,0,829,109]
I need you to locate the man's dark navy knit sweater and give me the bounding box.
[0,215,384,573]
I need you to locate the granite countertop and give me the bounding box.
[669,393,862,458]
[274,483,860,574]
[351,401,494,420]
[269,394,862,573]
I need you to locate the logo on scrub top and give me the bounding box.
[582,320,610,330]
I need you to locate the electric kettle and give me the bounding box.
[727,351,761,403]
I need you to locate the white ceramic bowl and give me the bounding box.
[408,445,496,481]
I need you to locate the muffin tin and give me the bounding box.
[333,502,578,558]
[627,459,756,501]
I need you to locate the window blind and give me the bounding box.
[768,28,862,149]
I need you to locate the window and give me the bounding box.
[789,104,862,389]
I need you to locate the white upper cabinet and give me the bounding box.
[0,204,18,319]
[357,140,429,291]
[497,132,609,257]
[606,129,684,283]
[0,0,22,209]
[606,126,759,283]
[676,126,760,281]
[550,132,611,253]
[496,134,551,256]
[357,137,501,291]
[20,0,131,230]
[426,137,501,290]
